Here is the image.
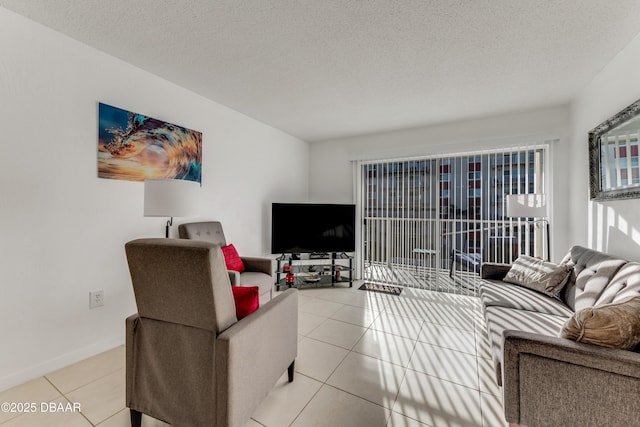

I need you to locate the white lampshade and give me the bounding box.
[506,193,547,218]
[144,179,200,218]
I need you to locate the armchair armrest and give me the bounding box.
[241,256,274,276]
[228,257,273,285]
[502,329,640,426]
[480,262,511,280]
[227,270,241,286]
[216,289,297,427]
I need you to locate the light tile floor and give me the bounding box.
[0,284,508,427]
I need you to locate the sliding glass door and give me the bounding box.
[357,143,550,295]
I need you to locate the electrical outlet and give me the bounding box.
[89,290,104,309]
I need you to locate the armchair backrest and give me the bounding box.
[178,221,227,246]
[125,238,237,333]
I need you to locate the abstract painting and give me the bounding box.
[98,103,202,183]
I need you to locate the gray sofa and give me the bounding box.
[479,245,640,427]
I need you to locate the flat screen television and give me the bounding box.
[271,203,356,254]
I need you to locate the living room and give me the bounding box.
[1,2,640,427]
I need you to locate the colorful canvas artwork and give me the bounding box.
[98,103,202,183]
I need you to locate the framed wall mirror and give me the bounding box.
[589,98,640,200]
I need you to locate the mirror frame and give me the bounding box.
[589,98,640,201]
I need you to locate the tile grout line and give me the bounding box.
[295,288,489,427]
[292,296,397,426]
[303,288,477,426]
[474,316,506,427]
[46,363,124,396]
[285,373,331,427]
[95,409,127,427]
[289,289,474,425]
[391,297,487,425]
[289,302,393,427]
[289,296,358,426]
[0,377,66,426]
[45,376,98,427]
[475,309,491,427]
[249,415,267,426]
[383,314,424,426]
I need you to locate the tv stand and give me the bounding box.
[275,253,353,290]
[309,252,330,259]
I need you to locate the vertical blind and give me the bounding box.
[359,143,551,295]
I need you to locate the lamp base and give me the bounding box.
[165,217,173,238]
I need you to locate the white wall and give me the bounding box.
[309,106,572,260]
[0,8,309,391]
[570,32,640,261]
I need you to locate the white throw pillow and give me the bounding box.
[503,254,572,296]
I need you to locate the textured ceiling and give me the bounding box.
[2,0,640,142]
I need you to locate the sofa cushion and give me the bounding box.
[231,286,260,319]
[221,244,245,273]
[560,296,640,349]
[594,262,640,306]
[560,246,627,311]
[238,272,274,305]
[484,306,567,386]
[480,280,574,317]
[503,255,572,296]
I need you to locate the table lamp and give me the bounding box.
[144,179,200,238]
[506,193,550,260]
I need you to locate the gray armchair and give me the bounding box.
[125,238,298,427]
[178,221,274,304]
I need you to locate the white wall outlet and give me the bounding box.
[89,290,104,309]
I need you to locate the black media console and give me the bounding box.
[275,253,353,290]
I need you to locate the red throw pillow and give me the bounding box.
[221,244,245,272]
[231,286,260,319]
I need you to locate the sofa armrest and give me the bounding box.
[502,329,640,426]
[216,289,298,427]
[480,262,511,280]
[241,256,274,276]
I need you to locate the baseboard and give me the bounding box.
[0,335,124,392]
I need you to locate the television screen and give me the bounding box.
[271,203,356,254]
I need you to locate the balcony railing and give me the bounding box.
[362,216,547,295]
